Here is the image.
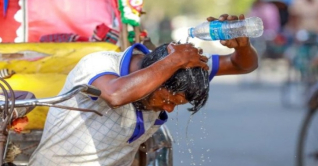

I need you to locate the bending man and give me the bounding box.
[30,14,258,166]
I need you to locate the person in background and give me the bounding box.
[287,0,318,85]
[289,0,318,34]
[248,0,281,39]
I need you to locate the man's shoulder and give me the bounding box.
[77,51,123,66]
[67,50,123,80]
[84,51,123,59]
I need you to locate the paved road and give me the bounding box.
[166,73,306,166]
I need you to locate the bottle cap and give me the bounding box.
[188,28,194,38]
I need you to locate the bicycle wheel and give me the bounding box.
[297,107,318,166]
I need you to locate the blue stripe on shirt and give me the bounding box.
[154,111,168,125]
[209,55,219,81]
[128,110,145,143]
[88,72,119,100]
[120,43,150,76]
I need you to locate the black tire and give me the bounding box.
[297,107,318,166]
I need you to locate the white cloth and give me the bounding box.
[29,46,218,166]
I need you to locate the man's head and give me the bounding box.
[133,43,209,114]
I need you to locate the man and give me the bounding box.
[29,14,258,166]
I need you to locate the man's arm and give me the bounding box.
[207,14,258,76]
[218,41,258,75]
[92,43,208,108]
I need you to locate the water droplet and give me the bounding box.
[188,149,192,153]
[186,36,189,43]
[186,115,194,139]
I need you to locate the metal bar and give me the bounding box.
[122,24,130,50]
[38,103,102,116]
[134,26,140,43]
[0,85,86,108]
[0,122,7,166]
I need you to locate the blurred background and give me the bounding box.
[142,0,318,165]
[1,0,318,166]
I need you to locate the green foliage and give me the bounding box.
[143,0,255,19]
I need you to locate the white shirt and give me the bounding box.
[29,44,219,166]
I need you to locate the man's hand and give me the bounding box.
[207,14,250,49]
[208,14,258,75]
[167,43,209,70]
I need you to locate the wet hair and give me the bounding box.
[133,44,209,114]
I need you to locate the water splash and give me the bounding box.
[200,69,208,89]
[182,109,213,165]
[186,36,190,43]
[186,114,194,139]
[188,69,196,84]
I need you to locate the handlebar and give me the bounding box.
[0,80,103,165]
[0,84,103,116]
[1,85,101,107]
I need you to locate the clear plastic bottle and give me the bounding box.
[188,17,264,41]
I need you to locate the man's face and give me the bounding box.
[143,88,188,112]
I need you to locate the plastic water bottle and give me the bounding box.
[188,17,263,41]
